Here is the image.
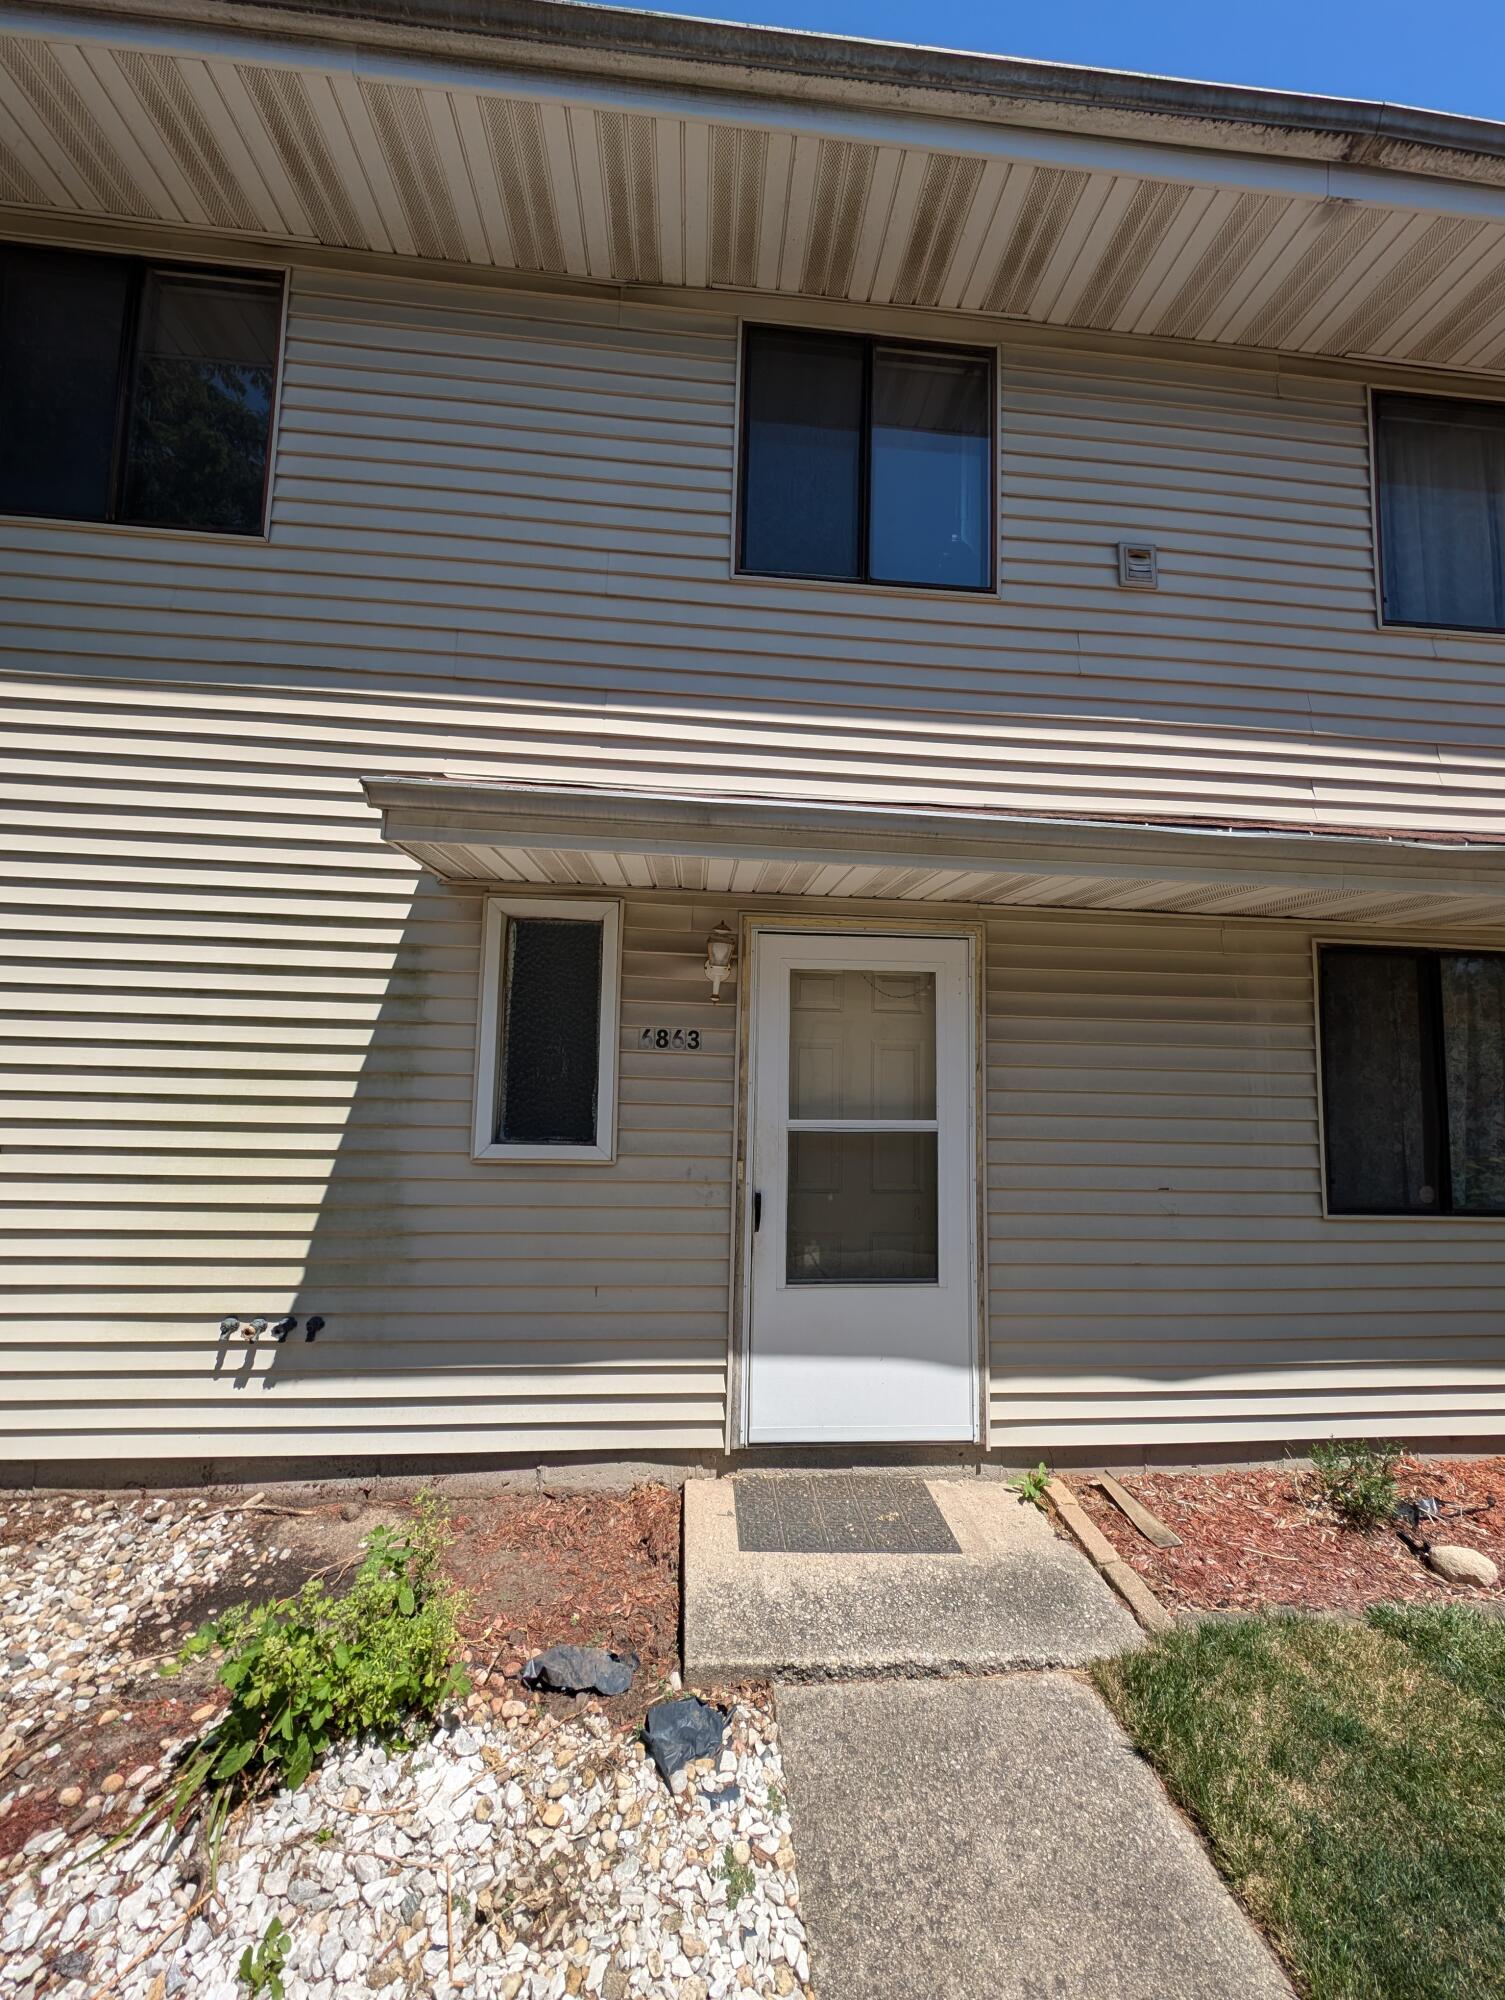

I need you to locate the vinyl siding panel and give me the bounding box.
[985,911,1505,1446]
[3,261,1505,1463]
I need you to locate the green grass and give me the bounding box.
[1368,1604,1505,1719]
[1093,1612,1505,2000]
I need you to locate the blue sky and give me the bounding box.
[650,1,1505,122]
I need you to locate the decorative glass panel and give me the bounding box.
[0,245,132,522]
[1320,949,1436,1213]
[741,327,863,579]
[786,1132,938,1283]
[120,269,282,534]
[497,917,602,1145]
[869,345,991,588]
[1441,953,1505,1214]
[788,968,936,1120]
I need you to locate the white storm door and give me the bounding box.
[745,931,978,1445]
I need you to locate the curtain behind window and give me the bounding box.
[1376,392,1505,629]
[1441,953,1505,1213]
[1320,948,1435,1212]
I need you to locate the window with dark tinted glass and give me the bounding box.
[739,326,992,589]
[0,243,282,535]
[1374,391,1505,631]
[496,917,604,1146]
[1319,945,1505,1214]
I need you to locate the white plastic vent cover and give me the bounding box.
[1117,541,1159,588]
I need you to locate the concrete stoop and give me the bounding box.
[682,1474,1143,1680]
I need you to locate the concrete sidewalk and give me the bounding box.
[778,1673,1293,2000]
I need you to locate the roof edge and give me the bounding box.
[32,0,1505,185]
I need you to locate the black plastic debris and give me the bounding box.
[520,1644,639,1697]
[642,1696,726,1781]
[702,1782,741,1808]
[1396,1494,1492,1530]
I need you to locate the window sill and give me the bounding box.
[0,508,271,547]
[473,1141,615,1165]
[1376,613,1505,641]
[1322,1208,1505,1222]
[732,566,1002,605]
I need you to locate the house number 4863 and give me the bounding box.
[639,1027,701,1050]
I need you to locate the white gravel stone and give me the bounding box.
[0,1496,811,2000]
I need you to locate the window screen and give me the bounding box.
[1374,391,1505,631]
[496,916,604,1145]
[739,326,993,589]
[1319,945,1505,1215]
[0,242,281,535]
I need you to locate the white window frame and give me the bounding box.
[473,896,622,1164]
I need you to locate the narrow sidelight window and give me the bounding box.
[739,326,993,590]
[474,898,621,1162]
[1319,945,1505,1215]
[1373,391,1505,631]
[0,242,283,536]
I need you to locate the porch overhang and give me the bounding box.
[363,777,1505,928]
[11,0,1505,378]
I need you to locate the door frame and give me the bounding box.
[727,913,989,1451]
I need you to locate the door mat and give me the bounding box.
[733,1475,960,1556]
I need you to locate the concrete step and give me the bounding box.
[683,1473,1143,1681]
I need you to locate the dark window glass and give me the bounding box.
[0,242,280,535]
[497,917,603,1145]
[740,328,863,580]
[1375,391,1505,631]
[120,270,282,534]
[0,247,131,520]
[869,345,991,588]
[1320,946,1505,1215]
[1441,953,1505,1214]
[739,325,993,589]
[1320,948,1436,1213]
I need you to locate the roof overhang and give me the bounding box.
[10,0,1505,375]
[364,778,1505,929]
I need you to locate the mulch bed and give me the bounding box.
[448,1483,683,1724]
[1069,1456,1505,1615]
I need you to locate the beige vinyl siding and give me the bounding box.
[0,869,734,1461]
[3,258,1505,1464]
[985,910,1505,1446]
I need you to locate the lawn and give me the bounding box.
[1094,1610,1505,2000]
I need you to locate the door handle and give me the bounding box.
[753,1190,762,1233]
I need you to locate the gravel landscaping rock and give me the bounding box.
[4,1696,809,2000]
[0,1492,810,2000]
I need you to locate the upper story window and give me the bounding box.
[0,243,284,537]
[1374,390,1505,632]
[738,326,994,591]
[1319,944,1505,1216]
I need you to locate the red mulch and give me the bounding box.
[447,1483,682,1724]
[1071,1455,1505,1616]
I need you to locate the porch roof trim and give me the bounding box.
[363,776,1505,929]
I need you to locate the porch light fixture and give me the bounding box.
[704,921,737,1002]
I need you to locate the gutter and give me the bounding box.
[31,0,1505,187]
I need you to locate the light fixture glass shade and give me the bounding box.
[704,921,737,1001]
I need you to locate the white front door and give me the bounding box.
[744,930,978,1445]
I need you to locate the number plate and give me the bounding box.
[637,1027,702,1050]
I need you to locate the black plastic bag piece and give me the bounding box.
[642,1696,726,1780]
[521,1644,639,1696]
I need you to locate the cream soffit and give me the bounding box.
[9,6,1505,374]
[363,778,1505,929]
